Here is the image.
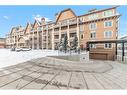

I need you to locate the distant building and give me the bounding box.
[0,38,6,48]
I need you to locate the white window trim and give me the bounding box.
[88,14,98,20]
[104,20,113,28]
[104,43,112,49]
[103,10,114,17]
[90,31,96,39]
[89,23,97,30]
[104,31,113,38]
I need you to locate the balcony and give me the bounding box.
[54,31,59,35]
[70,37,74,41]
[54,39,59,42]
[69,30,76,33]
[61,20,68,27]
[54,23,60,28]
[69,18,77,25]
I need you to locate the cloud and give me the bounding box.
[3,16,9,20]
[32,14,52,22]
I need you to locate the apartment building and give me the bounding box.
[6,6,120,60]
[0,38,6,48]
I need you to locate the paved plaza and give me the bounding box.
[0,57,127,90]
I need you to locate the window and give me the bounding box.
[54,28,59,31]
[79,25,84,32]
[89,14,98,20]
[90,44,96,48]
[104,31,112,38]
[89,23,97,30]
[104,43,112,49]
[103,10,113,17]
[104,21,113,27]
[81,34,84,39]
[90,31,96,39]
[79,17,84,22]
[37,27,42,31]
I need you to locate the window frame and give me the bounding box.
[103,10,114,17]
[89,23,97,30]
[104,20,113,28]
[90,31,96,39]
[104,31,113,38]
[89,13,98,20]
[104,43,112,49]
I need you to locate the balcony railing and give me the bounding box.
[54,23,60,28]
[69,18,77,25]
[61,20,68,26]
[54,39,59,42]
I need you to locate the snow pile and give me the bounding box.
[0,49,60,68]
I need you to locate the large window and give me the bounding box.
[103,10,113,17]
[79,17,84,22]
[79,25,84,32]
[89,14,98,20]
[104,43,112,49]
[89,23,97,30]
[104,21,113,27]
[104,31,112,38]
[90,31,96,39]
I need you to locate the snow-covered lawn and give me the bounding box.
[0,49,61,68]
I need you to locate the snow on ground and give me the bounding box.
[0,49,62,68]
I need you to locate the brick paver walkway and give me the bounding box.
[0,57,127,89]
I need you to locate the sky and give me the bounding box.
[0,5,127,38]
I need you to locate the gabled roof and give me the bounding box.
[56,8,77,22]
[33,20,42,28]
[24,22,33,33]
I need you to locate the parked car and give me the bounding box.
[15,48,22,52]
[21,47,31,51]
[11,47,15,51]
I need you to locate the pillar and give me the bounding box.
[37,28,39,49]
[52,25,55,50]
[32,30,34,49]
[67,20,70,46]
[77,18,80,48]
[41,26,43,50]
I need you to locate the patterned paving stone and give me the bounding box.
[0,59,127,90]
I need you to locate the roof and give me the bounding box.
[33,20,42,27]
[56,8,77,22]
[120,36,127,39]
[24,22,33,33]
[18,36,29,42]
[78,6,119,17]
